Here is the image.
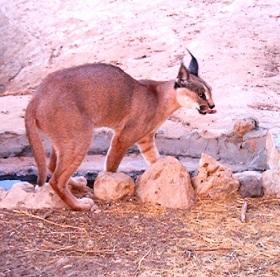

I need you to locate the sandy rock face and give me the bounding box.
[94,172,135,202]
[0,182,68,209]
[234,171,263,198]
[136,156,196,209]
[192,154,239,200]
[262,170,280,197]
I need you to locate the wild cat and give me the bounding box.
[25,50,215,210]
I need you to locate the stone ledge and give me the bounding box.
[0,154,258,185]
[0,127,268,171]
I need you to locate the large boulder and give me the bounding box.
[192,153,239,200]
[234,171,263,198]
[94,172,135,202]
[262,128,280,197]
[136,156,196,209]
[262,170,280,197]
[266,128,280,170]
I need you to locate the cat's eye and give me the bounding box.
[198,88,205,98]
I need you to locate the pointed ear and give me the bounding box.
[187,49,199,76]
[177,62,190,82]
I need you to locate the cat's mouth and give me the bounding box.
[197,105,217,115]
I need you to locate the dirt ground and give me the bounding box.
[1,196,280,277]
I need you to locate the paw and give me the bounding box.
[77,197,96,211]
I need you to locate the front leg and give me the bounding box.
[105,134,131,172]
[137,132,160,165]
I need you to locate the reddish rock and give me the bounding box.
[136,156,196,209]
[192,153,239,200]
[233,118,258,138]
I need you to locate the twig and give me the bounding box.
[13,210,87,234]
[240,201,248,223]
[24,245,75,253]
[187,247,234,252]
[24,245,114,255]
[254,198,280,206]
[135,247,152,276]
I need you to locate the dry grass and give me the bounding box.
[1,196,280,276]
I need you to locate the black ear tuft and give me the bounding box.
[187,49,199,76]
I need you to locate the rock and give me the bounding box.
[262,170,280,197]
[94,172,135,202]
[232,117,258,138]
[234,171,263,198]
[70,176,93,199]
[136,156,196,209]
[0,182,35,209]
[192,153,239,200]
[266,128,280,170]
[0,181,96,209]
[0,187,6,201]
[33,184,69,209]
[0,182,68,209]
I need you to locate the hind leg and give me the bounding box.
[49,134,94,211]
[48,147,57,173]
[49,147,88,192]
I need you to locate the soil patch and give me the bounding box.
[1,197,280,276]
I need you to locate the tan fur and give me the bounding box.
[25,62,214,210]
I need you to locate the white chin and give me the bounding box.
[176,95,198,109]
